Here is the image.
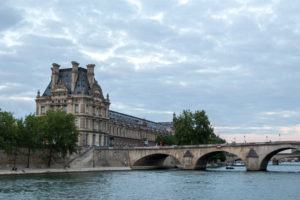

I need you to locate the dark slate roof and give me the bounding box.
[43,67,90,96]
[159,122,173,128]
[109,110,168,133]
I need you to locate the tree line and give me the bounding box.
[0,109,79,168]
[157,110,225,146]
[156,110,226,161]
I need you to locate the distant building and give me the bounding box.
[35,61,170,147]
[159,122,175,135]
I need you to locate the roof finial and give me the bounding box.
[106,93,109,101]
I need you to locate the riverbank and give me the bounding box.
[0,167,131,176]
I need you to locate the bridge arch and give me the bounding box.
[194,150,246,170]
[132,153,181,170]
[259,146,297,171]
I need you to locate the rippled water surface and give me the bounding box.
[1,163,300,200]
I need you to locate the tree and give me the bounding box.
[174,110,225,145]
[21,114,45,168]
[156,135,176,146]
[174,110,226,162]
[43,110,79,167]
[0,110,19,168]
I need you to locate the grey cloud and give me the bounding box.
[0,1,22,31]
[0,0,300,138]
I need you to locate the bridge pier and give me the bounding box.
[245,157,264,171]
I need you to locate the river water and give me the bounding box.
[0,162,300,200]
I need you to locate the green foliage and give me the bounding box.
[21,114,46,168]
[43,110,79,167]
[22,114,45,149]
[156,135,176,146]
[174,110,225,145]
[0,110,18,155]
[0,108,79,168]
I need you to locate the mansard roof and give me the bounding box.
[109,110,168,133]
[43,67,90,96]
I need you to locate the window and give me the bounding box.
[104,109,106,117]
[75,118,79,127]
[98,121,101,131]
[64,105,67,112]
[58,105,61,110]
[103,122,106,131]
[41,106,45,114]
[92,119,95,130]
[85,104,89,113]
[75,104,79,113]
[98,108,101,116]
[93,106,95,115]
[85,118,89,129]
[51,105,54,111]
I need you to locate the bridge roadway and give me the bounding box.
[127,141,300,171]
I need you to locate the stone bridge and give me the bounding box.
[128,141,300,171]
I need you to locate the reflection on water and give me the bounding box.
[208,162,300,173]
[0,163,300,200]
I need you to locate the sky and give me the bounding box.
[0,0,300,143]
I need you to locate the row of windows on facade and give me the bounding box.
[75,118,107,131]
[109,126,156,140]
[81,133,108,146]
[41,104,107,117]
[40,105,67,114]
[74,104,107,117]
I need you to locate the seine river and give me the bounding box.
[1,163,300,200]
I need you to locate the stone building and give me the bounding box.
[109,110,169,146]
[35,61,170,147]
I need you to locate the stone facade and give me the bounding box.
[36,61,170,147]
[109,111,168,147]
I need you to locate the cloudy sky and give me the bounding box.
[1,0,300,142]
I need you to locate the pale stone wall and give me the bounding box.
[0,149,66,169]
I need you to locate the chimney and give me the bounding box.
[87,64,95,87]
[51,63,60,89]
[71,61,79,92]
